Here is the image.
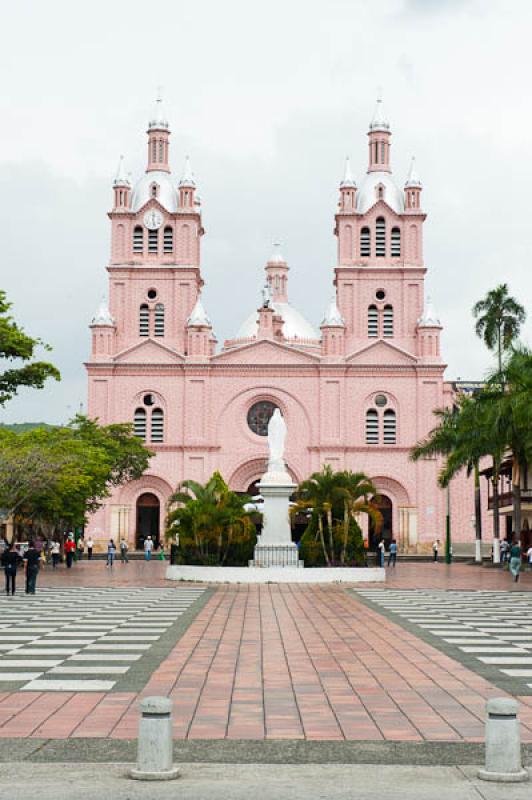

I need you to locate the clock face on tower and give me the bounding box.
[143,209,163,230]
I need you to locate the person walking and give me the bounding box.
[50,539,61,569]
[387,539,398,568]
[77,537,85,561]
[526,544,532,572]
[377,538,385,568]
[432,539,440,563]
[509,539,522,582]
[500,539,509,565]
[23,541,40,595]
[86,536,94,560]
[106,539,116,568]
[144,535,154,561]
[119,538,129,564]
[64,534,76,568]
[1,542,22,596]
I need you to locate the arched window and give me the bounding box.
[366,409,379,444]
[151,183,158,198]
[368,305,379,337]
[383,409,397,444]
[380,142,385,162]
[133,226,143,253]
[134,408,147,440]
[374,142,379,163]
[151,408,164,443]
[152,140,157,162]
[391,227,401,257]
[154,303,165,337]
[375,217,386,257]
[383,305,394,337]
[139,304,150,337]
[148,228,158,254]
[360,227,371,257]
[163,226,173,253]
[158,140,164,162]
[377,185,384,200]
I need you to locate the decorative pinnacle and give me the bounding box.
[405,156,422,188]
[340,156,356,188]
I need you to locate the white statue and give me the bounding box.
[267,409,286,471]
[261,283,271,308]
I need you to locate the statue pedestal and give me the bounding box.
[252,474,302,568]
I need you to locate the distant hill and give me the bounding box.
[0,422,55,432]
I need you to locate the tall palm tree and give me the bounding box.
[295,464,339,565]
[473,284,526,379]
[335,471,381,564]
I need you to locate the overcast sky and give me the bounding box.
[1,0,531,424]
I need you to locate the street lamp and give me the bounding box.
[445,483,452,564]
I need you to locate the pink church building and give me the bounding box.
[86,98,487,554]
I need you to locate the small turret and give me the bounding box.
[417,296,442,360]
[338,157,357,212]
[367,97,391,174]
[186,296,212,360]
[90,299,116,360]
[113,156,131,210]
[178,156,196,209]
[405,157,422,210]
[320,297,345,358]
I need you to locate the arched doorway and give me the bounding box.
[369,494,393,550]
[136,493,160,550]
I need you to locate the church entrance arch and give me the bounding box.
[369,495,392,550]
[136,493,160,550]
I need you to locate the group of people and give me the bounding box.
[104,535,159,567]
[1,540,42,595]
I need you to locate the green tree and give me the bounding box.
[166,472,257,565]
[483,346,532,543]
[473,284,526,379]
[0,290,60,406]
[293,465,381,566]
[0,416,153,540]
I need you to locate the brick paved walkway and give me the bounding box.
[0,562,532,742]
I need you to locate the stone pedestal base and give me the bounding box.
[252,543,303,568]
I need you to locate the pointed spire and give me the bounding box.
[369,96,390,133]
[417,296,441,327]
[113,155,130,187]
[179,155,196,188]
[187,296,211,327]
[321,297,345,327]
[405,156,422,188]
[339,157,356,188]
[268,241,286,264]
[92,298,115,326]
[148,88,169,130]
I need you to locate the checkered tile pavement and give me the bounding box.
[358,589,532,695]
[0,587,204,691]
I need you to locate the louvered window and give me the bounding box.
[366,409,379,444]
[152,140,156,162]
[360,227,371,257]
[133,226,143,253]
[134,408,147,440]
[376,217,386,257]
[391,227,401,257]
[368,305,379,338]
[159,140,164,162]
[381,142,385,162]
[163,227,173,253]
[148,229,158,254]
[383,409,397,444]
[151,408,164,443]
[139,304,150,337]
[154,303,164,337]
[383,305,394,337]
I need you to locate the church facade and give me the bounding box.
[86,98,486,553]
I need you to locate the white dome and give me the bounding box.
[131,171,178,213]
[356,171,404,215]
[236,302,318,340]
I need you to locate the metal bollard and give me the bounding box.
[130,696,180,781]
[478,697,528,782]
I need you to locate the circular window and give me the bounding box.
[143,393,155,407]
[147,288,157,300]
[247,401,278,436]
[375,289,386,301]
[375,394,388,407]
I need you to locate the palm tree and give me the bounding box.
[335,471,381,564]
[483,346,532,543]
[295,465,339,565]
[473,284,525,379]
